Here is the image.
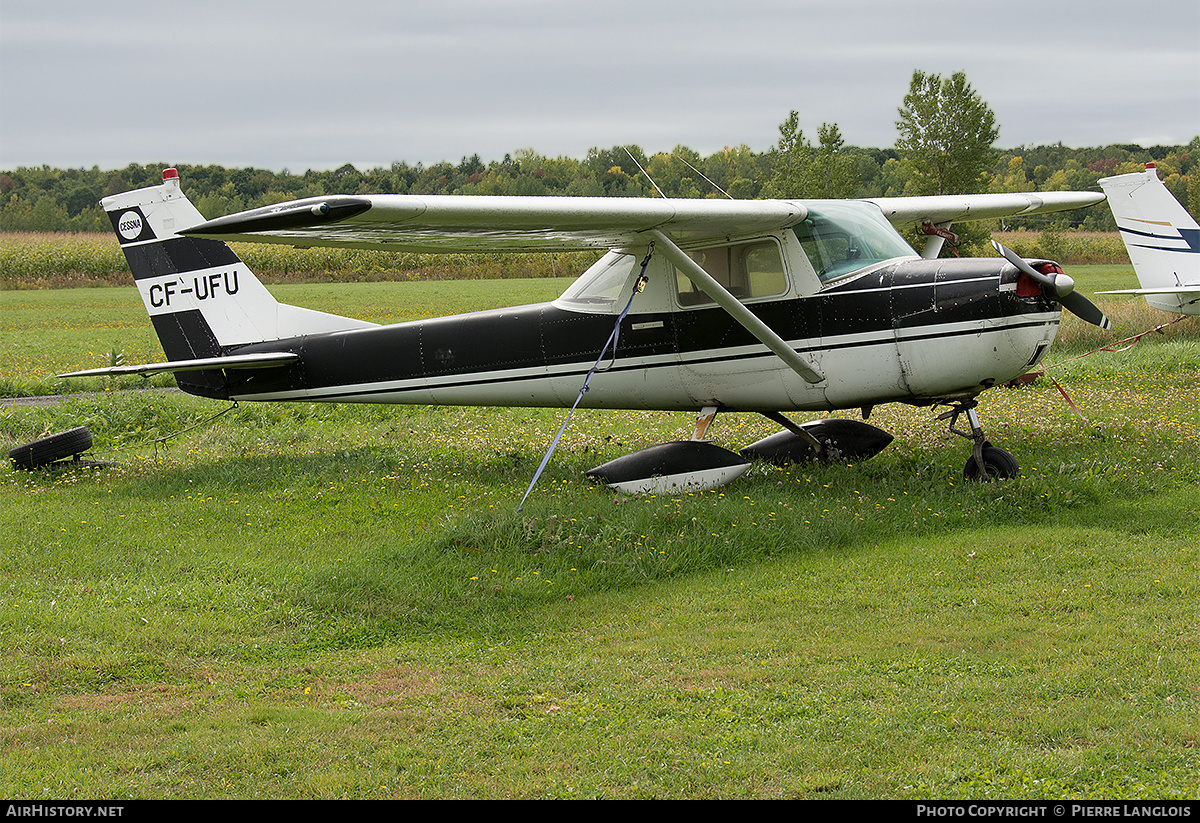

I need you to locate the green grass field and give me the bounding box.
[1,270,1198,799]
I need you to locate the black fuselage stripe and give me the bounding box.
[154,253,1054,403]
[232,282,1047,391]
[233,317,1052,402]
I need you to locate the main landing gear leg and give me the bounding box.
[691,406,719,441]
[938,400,1020,481]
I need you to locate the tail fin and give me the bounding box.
[1098,163,1200,315]
[100,169,375,393]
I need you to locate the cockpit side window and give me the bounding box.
[793,202,917,283]
[674,239,788,306]
[556,252,638,311]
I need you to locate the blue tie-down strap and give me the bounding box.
[517,247,653,512]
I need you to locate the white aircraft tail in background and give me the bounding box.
[1098,163,1200,315]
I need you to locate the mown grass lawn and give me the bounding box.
[1,274,1197,799]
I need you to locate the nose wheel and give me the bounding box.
[938,401,1020,481]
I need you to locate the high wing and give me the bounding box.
[866,191,1105,230]
[181,191,1104,253]
[182,196,809,251]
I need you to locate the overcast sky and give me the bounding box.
[1,0,1197,173]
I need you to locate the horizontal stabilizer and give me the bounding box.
[1099,287,1200,296]
[58,351,299,379]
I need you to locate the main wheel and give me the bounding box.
[8,426,93,469]
[963,445,1019,481]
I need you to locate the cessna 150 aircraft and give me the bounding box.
[1098,163,1200,316]
[58,168,1110,491]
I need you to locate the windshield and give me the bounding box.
[556,252,638,311]
[793,202,917,283]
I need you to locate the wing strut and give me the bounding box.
[649,229,825,384]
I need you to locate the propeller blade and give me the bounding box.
[992,240,1072,296]
[1062,291,1114,330]
[992,239,1040,275]
[992,241,1112,329]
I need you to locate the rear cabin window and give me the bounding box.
[675,240,788,307]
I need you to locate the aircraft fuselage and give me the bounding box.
[193,255,1057,415]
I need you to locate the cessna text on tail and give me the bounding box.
[1099,163,1200,315]
[60,169,1108,490]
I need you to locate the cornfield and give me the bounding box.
[990,230,1129,264]
[1,232,602,289]
[1,230,1128,290]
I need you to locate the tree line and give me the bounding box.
[3,71,1196,243]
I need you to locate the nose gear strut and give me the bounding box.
[938,400,1020,480]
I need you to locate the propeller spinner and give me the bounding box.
[992,241,1113,330]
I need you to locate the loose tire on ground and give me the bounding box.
[8,426,93,470]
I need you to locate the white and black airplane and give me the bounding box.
[1099,162,1200,316]
[59,169,1110,492]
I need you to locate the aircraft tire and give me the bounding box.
[963,445,1019,481]
[8,426,93,470]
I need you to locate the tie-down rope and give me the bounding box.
[517,245,654,512]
